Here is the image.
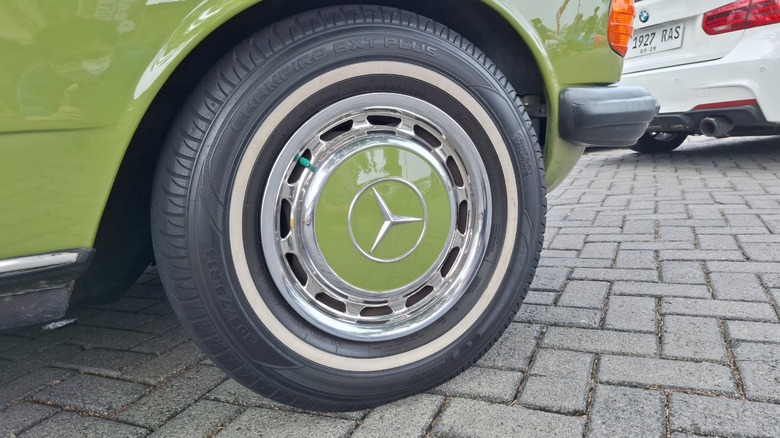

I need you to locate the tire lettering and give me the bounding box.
[384,37,438,57]
[230,316,258,345]
[334,38,379,53]
[410,360,447,381]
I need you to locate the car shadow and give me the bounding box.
[585,135,780,164]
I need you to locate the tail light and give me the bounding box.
[703,0,780,35]
[609,0,636,57]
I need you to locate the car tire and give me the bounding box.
[151,5,545,412]
[630,132,687,153]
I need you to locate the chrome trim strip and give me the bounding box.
[0,252,80,275]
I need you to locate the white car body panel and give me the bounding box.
[620,0,780,125]
[625,0,745,73]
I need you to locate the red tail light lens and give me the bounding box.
[748,0,780,27]
[703,0,780,35]
[609,0,636,57]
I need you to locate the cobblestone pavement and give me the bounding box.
[3,136,780,438]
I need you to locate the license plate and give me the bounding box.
[627,23,685,58]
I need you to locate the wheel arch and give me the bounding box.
[75,0,550,303]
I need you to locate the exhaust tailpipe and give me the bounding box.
[699,116,733,138]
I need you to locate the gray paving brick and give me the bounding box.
[33,374,149,415]
[148,400,243,438]
[764,273,780,288]
[709,272,767,302]
[669,393,780,438]
[524,291,557,305]
[557,281,609,308]
[207,379,271,406]
[614,250,655,269]
[586,234,654,242]
[733,342,780,403]
[431,366,522,403]
[94,297,160,313]
[0,344,81,384]
[598,355,736,395]
[660,261,708,285]
[131,326,191,355]
[53,348,153,378]
[514,304,600,328]
[612,281,709,298]
[117,365,227,428]
[567,209,597,221]
[698,234,739,250]
[139,300,175,315]
[0,333,76,362]
[662,298,777,322]
[125,282,164,298]
[698,226,768,235]
[549,234,586,250]
[519,350,593,414]
[660,250,745,261]
[206,379,366,421]
[352,394,443,438]
[432,398,584,438]
[708,261,780,273]
[540,257,613,268]
[81,311,158,331]
[662,316,727,363]
[586,385,664,438]
[216,407,355,438]
[138,313,185,335]
[477,323,541,372]
[0,402,58,437]
[605,296,656,333]
[18,412,148,438]
[529,267,570,291]
[579,242,618,259]
[659,227,695,242]
[741,242,780,262]
[726,321,780,343]
[0,367,74,409]
[121,341,204,385]
[539,249,578,258]
[0,334,29,352]
[622,241,696,250]
[541,327,657,357]
[570,268,657,282]
[623,220,655,234]
[63,326,155,350]
[560,227,622,235]
[593,212,624,227]
[739,234,780,243]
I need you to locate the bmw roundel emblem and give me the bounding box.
[639,10,649,23]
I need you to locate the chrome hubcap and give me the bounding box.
[261,93,491,341]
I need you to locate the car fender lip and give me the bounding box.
[559,86,659,147]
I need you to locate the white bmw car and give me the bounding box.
[619,0,780,152]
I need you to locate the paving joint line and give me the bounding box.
[719,319,747,400]
[422,395,450,438]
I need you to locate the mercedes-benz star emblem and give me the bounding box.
[348,178,428,263]
[639,10,649,23]
[368,187,423,254]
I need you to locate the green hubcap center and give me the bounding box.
[315,145,452,293]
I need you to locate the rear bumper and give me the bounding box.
[559,86,658,147]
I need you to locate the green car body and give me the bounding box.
[0,0,619,261]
